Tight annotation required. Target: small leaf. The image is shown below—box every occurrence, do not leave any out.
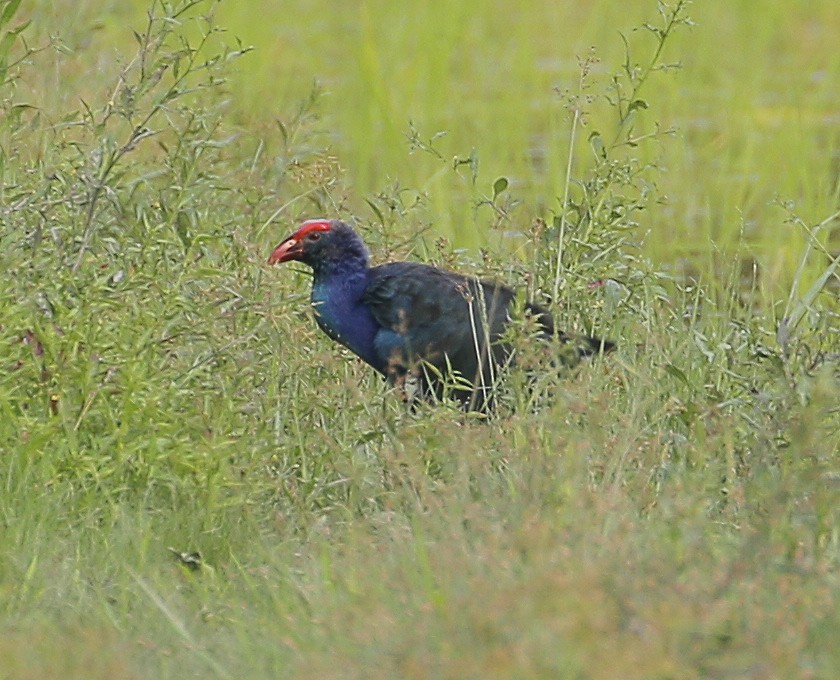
[628,99,648,113]
[175,211,192,251]
[275,119,288,144]
[365,198,385,225]
[664,363,690,387]
[492,176,509,200]
[193,267,232,278]
[7,18,29,37]
[0,30,15,58]
[588,131,605,159]
[0,0,23,29]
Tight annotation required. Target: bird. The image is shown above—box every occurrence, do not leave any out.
[268,218,614,411]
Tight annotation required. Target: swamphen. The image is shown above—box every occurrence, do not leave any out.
[269,219,614,411]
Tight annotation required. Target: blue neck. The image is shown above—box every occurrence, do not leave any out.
[311,263,384,373]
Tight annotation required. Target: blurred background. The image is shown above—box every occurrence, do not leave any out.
[23,0,840,289]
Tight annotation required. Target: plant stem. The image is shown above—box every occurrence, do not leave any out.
[552,79,583,304]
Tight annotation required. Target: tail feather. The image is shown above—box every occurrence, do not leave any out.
[524,301,615,358]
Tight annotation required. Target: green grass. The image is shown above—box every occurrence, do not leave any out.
[1,0,840,678]
[21,0,840,290]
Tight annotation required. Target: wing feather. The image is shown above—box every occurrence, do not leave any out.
[362,263,522,403]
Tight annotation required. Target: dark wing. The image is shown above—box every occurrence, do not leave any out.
[361,261,613,410]
[362,262,516,393]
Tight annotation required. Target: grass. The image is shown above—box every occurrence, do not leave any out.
[20,0,840,290]
[1,0,839,678]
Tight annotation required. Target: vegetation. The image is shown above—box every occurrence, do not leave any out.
[0,0,838,678]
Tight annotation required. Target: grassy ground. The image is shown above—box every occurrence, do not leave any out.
[1,1,839,678]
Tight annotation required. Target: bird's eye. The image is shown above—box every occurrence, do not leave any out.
[307,233,321,241]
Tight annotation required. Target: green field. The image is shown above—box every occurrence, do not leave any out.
[2,0,839,677]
